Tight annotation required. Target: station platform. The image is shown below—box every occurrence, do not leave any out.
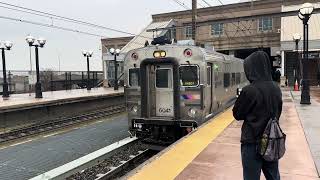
[0,87,124,112]
[0,87,124,131]
[129,89,320,180]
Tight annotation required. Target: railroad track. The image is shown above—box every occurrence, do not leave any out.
[0,104,125,144]
[67,141,155,180]
[30,137,157,180]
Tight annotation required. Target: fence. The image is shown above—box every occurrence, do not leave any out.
[0,70,104,95]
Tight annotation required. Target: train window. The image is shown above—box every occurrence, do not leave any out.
[179,65,199,87]
[231,73,236,86]
[214,72,223,88]
[224,73,230,88]
[236,73,241,84]
[156,69,172,88]
[129,68,140,87]
[207,65,212,86]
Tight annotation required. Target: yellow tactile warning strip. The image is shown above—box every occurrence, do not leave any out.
[129,108,234,180]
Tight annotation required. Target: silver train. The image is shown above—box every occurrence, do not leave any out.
[124,43,247,149]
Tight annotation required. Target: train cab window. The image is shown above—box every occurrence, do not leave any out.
[179,65,199,87]
[156,69,172,88]
[129,68,140,87]
[224,73,230,88]
[207,65,212,86]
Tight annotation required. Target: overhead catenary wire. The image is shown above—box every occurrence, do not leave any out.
[197,2,206,8]
[0,15,146,47]
[214,0,252,36]
[171,0,190,9]
[200,0,212,7]
[0,1,151,39]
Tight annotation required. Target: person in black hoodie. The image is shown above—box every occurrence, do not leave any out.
[233,51,282,180]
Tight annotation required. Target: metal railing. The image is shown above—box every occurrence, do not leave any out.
[0,70,104,95]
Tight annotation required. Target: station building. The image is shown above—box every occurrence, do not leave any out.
[101,0,320,87]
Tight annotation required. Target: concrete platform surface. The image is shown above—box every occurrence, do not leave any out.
[129,89,319,180]
[0,87,124,112]
[292,89,320,176]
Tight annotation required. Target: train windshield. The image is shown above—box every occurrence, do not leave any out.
[129,68,140,87]
[179,65,199,87]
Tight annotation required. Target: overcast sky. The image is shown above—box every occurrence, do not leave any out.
[0,0,238,71]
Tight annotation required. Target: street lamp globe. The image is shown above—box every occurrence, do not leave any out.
[115,49,121,55]
[26,35,35,46]
[300,3,314,15]
[82,50,88,57]
[109,48,115,54]
[293,33,301,41]
[37,38,46,47]
[3,41,13,50]
[88,51,93,57]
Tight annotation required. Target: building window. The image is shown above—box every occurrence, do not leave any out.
[258,17,273,32]
[185,26,193,39]
[211,23,224,36]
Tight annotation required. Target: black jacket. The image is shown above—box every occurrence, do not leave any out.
[233,51,282,144]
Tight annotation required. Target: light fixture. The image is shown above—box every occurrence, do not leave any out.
[26,35,35,46]
[2,41,13,50]
[37,38,46,47]
[82,50,93,57]
[293,33,301,41]
[300,3,314,16]
[115,49,121,55]
[109,48,115,54]
[82,50,87,57]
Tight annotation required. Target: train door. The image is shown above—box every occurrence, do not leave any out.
[206,63,213,114]
[154,65,174,117]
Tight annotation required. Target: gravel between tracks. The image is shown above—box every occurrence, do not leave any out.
[67,141,148,180]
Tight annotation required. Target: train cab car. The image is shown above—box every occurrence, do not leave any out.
[124,44,247,149]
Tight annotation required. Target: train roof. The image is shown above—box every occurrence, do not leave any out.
[124,44,244,63]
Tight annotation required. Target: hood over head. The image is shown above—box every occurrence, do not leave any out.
[244,51,272,82]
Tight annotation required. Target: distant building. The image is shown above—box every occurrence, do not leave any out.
[101,0,319,87]
[280,3,320,86]
[101,36,134,87]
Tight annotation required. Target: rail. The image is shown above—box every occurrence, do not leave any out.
[0,104,125,144]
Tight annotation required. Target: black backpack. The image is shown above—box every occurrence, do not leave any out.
[254,86,286,162]
[258,117,286,161]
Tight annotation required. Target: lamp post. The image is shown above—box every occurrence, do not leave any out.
[26,35,46,98]
[109,48,120,91]
[299,2,314,105]
[293,33,301,87]
[82,50,93,90]
[0,41,13,98]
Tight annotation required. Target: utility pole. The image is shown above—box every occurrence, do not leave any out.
[192,0,197,42]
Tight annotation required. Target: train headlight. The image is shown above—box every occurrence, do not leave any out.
[188,108,197,118]
[131,105,138,115]
[153,50,166,58]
